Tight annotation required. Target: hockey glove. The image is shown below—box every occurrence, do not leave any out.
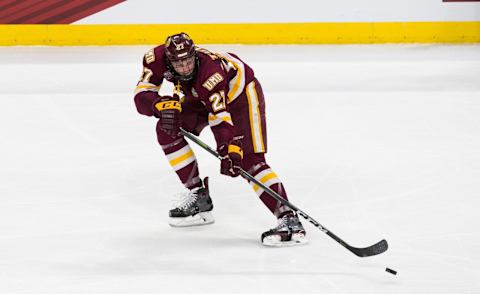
[153,94,182,137]
[218,140,243,177]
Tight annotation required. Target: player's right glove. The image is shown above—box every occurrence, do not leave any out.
[218,140,243,177]
[152,94,182,137]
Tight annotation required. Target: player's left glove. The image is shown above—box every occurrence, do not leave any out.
[218,140,243,177]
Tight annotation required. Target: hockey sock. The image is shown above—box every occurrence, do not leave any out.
[249,164,291,217]
[159,135,202,190]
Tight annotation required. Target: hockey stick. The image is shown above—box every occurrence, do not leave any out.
[180,128,388,257]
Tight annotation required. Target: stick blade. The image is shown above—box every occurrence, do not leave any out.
[349,239,388,257]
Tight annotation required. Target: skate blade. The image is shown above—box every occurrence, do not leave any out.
[262,233,308,247]
[169,212,214,227]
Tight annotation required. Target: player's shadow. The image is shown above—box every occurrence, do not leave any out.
[53,228,360,278]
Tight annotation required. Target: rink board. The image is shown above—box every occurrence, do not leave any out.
[0,22,479,45]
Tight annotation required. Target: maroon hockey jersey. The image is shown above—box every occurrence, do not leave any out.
[134,45,260,149]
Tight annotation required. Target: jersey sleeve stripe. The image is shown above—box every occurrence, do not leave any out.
[208,111,233,127]
[134,82,160,94]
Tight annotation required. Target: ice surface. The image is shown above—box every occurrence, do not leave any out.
[0,44,479,294]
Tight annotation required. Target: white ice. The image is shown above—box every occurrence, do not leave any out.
[0,44,479,294]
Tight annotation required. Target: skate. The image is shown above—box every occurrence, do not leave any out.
[261,211,308,247]
[169,177,214,227]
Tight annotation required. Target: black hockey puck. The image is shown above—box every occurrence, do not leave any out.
[385,267,397,275]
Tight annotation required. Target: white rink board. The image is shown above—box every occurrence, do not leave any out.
[76,0,480,24]
[0,45,480,294]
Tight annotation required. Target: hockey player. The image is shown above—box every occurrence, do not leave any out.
[134,32,306,246]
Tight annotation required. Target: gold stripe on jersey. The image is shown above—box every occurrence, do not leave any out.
[216,52,245,104]
[246,81,265,153]
[134,82,160,94]
[166,145,196,171]
[208,111,233,127]
[250,168,281,196]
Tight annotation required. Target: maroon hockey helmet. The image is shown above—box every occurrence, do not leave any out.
[164,32,196,62]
